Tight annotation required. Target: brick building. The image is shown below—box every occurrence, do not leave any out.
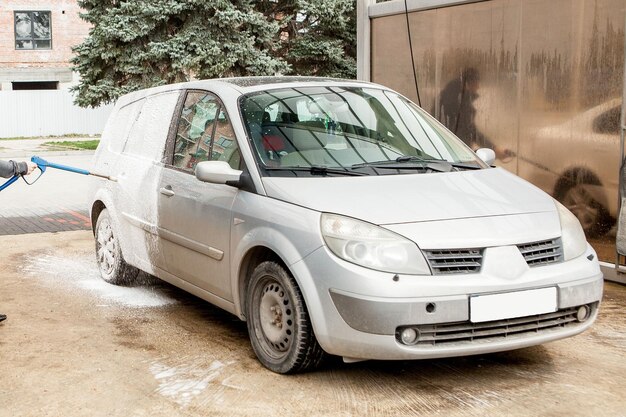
[0,0,90,91]
[0,1,111,138]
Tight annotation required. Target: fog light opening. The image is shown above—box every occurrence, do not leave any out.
[576,305,591,322]
[400,327,420,345]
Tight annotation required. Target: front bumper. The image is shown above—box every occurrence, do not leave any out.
[291,244,603,361]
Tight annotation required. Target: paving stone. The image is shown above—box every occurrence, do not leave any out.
[0,209,91,236]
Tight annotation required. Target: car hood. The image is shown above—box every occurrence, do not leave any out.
[261,168,557,225]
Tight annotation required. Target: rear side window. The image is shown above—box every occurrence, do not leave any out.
[124,91,180,161]
[103,99,144,154]
[172,91,241,172]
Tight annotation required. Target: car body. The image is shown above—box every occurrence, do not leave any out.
[88,77,603,373]
[519,98,623,237]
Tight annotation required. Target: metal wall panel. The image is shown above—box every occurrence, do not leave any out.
[371,14,418,102]
[0,90,113,137]
[371,0,625,261]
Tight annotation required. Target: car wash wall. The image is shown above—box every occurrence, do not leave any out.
[359,0,626,264]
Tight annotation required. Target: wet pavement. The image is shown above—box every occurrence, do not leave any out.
[0,207,91,235]
[0,231,625,417]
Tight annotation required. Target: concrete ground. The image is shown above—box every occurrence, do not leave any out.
[0,231,624,417]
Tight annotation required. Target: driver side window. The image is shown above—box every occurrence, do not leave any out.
[173,91,241,172]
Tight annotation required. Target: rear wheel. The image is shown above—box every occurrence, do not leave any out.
[245,261,326,374]
[559,183,613,238]
[95,208,139,285]
[554,169,614,238]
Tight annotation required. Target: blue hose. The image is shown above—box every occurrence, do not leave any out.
[0,174,20,191]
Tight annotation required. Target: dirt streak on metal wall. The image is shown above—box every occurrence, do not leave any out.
[371,0,626,262]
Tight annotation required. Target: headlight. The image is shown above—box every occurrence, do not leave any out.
[555,200,587,261]
[320,213,431,275]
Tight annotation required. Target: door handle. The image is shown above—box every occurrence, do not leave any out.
[160,186,175,197]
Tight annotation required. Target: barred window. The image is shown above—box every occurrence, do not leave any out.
[15,11,52,50]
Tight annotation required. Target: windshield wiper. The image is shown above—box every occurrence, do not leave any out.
[398,156,482,170]
[395,155,434,163]
[353,156,482,171]
[264,166,368,176]
[352,157,452,172]
[449,162,482,170]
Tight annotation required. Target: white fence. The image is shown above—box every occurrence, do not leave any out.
[0,90,113,138]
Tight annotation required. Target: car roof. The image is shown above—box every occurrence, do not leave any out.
[219,76,353,88]
[114,76,384,108]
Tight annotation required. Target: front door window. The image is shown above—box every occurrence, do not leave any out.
[173,91,240,171]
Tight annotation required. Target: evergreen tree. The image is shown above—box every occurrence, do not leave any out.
[71,0,288,107]
[255,0,357,79]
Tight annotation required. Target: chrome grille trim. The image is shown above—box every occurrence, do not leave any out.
[398,304,595,347]
[517,238,563,267]
[423,249,483,275]
[424,238,562,275]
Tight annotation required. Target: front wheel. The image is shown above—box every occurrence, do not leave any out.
[94,208,139,285]
[245,261,326,374]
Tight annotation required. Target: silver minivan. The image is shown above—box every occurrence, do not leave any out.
[89,77,603,373]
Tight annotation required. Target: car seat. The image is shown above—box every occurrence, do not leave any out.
[280,122,335,167]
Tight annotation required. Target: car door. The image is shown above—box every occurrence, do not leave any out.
[157,90,242,301]
[114,91,180,273]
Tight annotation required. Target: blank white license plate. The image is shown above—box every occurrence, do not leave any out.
[470,287,557,323]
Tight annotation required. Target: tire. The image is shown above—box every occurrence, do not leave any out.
[556,181,614,238]
[94,208,139,285]
[245,261,326,374]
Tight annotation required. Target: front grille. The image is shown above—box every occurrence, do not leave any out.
[423,249,483,275]
[517,238,563,267]
[424,238,561,275]
[398,304,595,347]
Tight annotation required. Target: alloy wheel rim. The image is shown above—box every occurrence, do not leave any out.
[96,218,116,276]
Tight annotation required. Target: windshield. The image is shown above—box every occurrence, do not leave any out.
[240,86,486,176]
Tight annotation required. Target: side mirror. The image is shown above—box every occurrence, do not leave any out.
[476,148,496,166]
[195,161,242,185]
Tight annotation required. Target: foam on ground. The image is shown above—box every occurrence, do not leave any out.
[22,253,176,308]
